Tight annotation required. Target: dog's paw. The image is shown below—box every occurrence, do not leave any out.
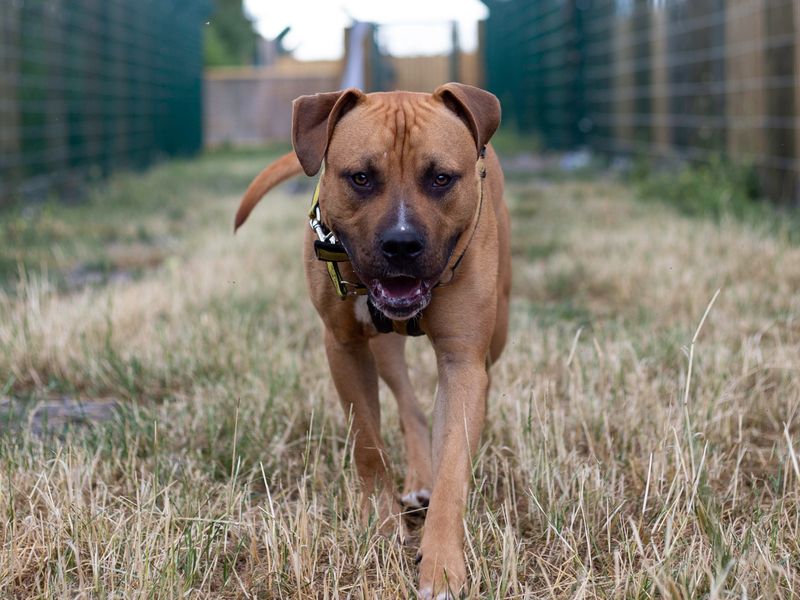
[401,489,431,529]
[416,546,466,600]
[363,487,405,539]
[401,488,431,510]
[417,582,462,600]
[418,588,459,600]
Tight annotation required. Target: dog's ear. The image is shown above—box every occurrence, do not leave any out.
[292,88,364,176]
[433,83,501,153]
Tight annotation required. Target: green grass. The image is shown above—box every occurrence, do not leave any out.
[1,151,799,598]
[488,127,541,156]
[0,144,292,290]
[630,157,800,243]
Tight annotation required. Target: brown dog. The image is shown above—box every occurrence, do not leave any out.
[235,83,510,598]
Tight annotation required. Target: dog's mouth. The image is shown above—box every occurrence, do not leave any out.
[368,276,433,320]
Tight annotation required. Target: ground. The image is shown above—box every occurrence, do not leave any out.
[1,149,799,598]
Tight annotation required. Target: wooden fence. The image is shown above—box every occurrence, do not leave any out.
[204,43,482,147]
[204,68,340,147]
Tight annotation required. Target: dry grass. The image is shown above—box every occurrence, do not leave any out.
[1,151,799,598]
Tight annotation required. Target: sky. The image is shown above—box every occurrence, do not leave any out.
[243,0,489,61]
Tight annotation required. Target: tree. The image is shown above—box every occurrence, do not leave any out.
[204,0,258,67]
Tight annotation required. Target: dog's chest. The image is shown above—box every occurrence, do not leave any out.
[353,296,372,326]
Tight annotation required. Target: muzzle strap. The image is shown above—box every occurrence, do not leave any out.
[367,298,426,337]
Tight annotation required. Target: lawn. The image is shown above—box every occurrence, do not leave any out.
[1,149,799,598]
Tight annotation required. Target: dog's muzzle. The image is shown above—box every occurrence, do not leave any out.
[367,276,433,321]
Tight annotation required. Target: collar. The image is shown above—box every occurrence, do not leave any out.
[308,148,487,336]
[308,169,368,298]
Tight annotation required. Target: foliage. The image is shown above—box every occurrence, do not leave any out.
[631,157,763,220]
[204,0,258,67]
[488,127,541,156]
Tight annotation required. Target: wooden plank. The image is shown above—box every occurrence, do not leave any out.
[650,5,670,154]
[613,9,635,153]
[794,0,800,205]
[203,73,339,147]
[45,0,68,179]
[766,0,795,202]
[725,0,766,164]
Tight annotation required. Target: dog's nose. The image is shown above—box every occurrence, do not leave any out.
[380,228,425,262]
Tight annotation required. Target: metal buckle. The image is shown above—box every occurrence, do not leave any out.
[309,203,366,298]
[309,203,338,245]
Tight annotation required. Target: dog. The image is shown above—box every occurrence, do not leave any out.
[234,83,511,598]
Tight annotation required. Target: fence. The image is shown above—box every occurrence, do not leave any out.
[483,0,800,205]
[375,22,483,92]
[204,21,483,147]
[203,23,373,148]
[0,0,209,205]
[204,68,340,147]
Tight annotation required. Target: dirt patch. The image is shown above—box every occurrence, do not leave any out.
[1,396,121,435]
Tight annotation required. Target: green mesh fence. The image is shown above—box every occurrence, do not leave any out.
[0,0,210,204]
[484,0,587,150]
[483,0,799,204]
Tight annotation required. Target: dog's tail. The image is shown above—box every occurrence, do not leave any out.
[234,151,304,232]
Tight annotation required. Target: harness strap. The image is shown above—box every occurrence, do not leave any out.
[309,173,367,298]
[367,299,426,337]
[438,147,487,287]
[314,240,349,263]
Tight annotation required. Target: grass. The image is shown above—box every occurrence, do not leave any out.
[630,157,800,244]
[1,149,799,598]
[632,157,761,220]
[488,128,541,156]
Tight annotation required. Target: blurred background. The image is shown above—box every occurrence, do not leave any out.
[1,0,799,205]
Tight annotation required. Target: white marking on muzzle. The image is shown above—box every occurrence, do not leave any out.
[397,201,410,233]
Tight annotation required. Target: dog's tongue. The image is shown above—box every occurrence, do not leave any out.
[380,277,422,299]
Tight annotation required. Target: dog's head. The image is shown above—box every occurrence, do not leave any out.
[294,83,500,320]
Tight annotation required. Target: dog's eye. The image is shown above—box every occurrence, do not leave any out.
[351,172,370,187]
[433,174,452,187]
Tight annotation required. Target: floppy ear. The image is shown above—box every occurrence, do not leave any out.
[292,88,365,176]
[433,83,501,153]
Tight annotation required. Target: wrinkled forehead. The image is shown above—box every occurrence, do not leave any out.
[327,93,476,171]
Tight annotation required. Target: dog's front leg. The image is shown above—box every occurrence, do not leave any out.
[417,345,488,599]
[324,330,400,532]
[370,333,433,514]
